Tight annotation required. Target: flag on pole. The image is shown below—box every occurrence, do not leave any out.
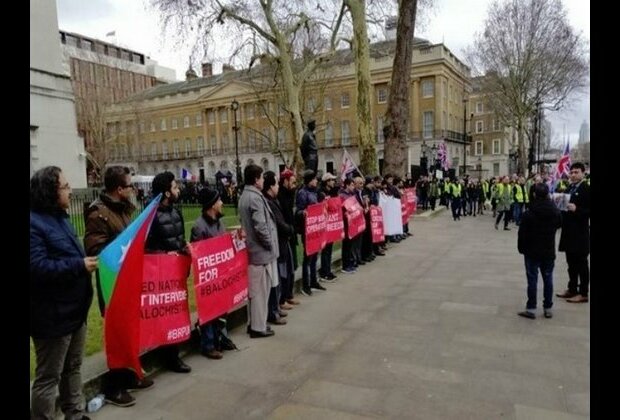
[99,194,161,377]
[180,168,193,181]
[340,148,363,181]
[554,142,571,179]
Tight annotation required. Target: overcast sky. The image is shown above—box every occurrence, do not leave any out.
[56,0,590,145]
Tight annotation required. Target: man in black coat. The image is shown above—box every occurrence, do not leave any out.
[517,183,562,319]
[556,162,591,303]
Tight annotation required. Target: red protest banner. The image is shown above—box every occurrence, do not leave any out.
[342,196,366,239]
[324,197,344,244]
[405,188,417,215]
[140,254,192,350]
[304,202,327,256]
[190,234,249,325]
[401,195,409,225]
[370,205,384,243]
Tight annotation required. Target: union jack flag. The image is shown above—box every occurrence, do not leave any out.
[555,142,571,179]
[340,148,361,182]
[437,142,450,170]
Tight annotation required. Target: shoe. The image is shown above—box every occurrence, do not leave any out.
[202,349,223,359]
[518,311,536,319]
[280,303,294,310]
[301,287,313,296]
[286,298,300,305]
[556,290,577,299]
[310,283,326,291]
[374,252,386,256]
[247,325,272,334]
[167,358,191,373]
[268,317,287,325]
[278,310,288,317]
[127,377,154,392]
[406,232,413,236]
[363,257,374,263]
[566,295,588,303]
[249,329,275,338]
[544,310,553,319]
[341,267,356,274]
[503,227,511,231]
[358,260,366,265]
[320,276,336,283]
[105,390,136,407]
[326,273,337,280]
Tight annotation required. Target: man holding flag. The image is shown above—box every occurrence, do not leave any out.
[84,166,154,407]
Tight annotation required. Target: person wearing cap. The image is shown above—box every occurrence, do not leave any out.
[190,188,228,359]
[300,119,318,173]
[296,170,326,295]
[318,172,339,281]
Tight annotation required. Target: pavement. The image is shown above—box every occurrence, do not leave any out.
[87,208,590,420]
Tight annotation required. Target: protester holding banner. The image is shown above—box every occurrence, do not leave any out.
[339,178,358,273]
[372,176,387,256]
[277,169,299,278]
[361,177,377,263]
[189,188,228,359]
[30,166,98,420]
[144,172,192,373]
[318,173,340,282]
[239,164,279,338]
[84,166,151,407]
[262,171,290,325]
[296,170,326,296]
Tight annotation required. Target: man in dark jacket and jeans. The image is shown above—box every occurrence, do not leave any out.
[145,171,192,373]
[517,183,562,319]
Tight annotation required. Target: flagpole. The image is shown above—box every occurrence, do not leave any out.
[343,147,364,179]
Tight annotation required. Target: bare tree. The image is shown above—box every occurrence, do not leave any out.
[150,0,346,171]
[467,0,589,175]
[383,0,418,177]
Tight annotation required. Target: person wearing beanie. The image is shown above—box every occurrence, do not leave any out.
[295,170,325,295]
[262,171,295,325]
[189,188,230,359]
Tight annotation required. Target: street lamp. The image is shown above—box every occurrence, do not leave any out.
[231,99,242,187]
[420,140,429,176]
[462,95,471,177]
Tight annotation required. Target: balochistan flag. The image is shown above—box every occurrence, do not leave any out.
[340,148,362,181]
[99,194,161,377]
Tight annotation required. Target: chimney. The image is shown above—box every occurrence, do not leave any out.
[201,62,212,77]
[185,67,198,81]
[222,64,236,73]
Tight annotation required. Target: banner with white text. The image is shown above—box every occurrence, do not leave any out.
[324,197,345,244]
[342,196,366,239]
[140,254,192,350]
[305,202,327,255]
[190,234,249,325]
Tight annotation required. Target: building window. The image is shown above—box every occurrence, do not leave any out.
[324,96,332,110]
[141,143,147,159]
[150,142,157,159]
[422,80,434,97]
[262,127,271,148]
[108,123,116,136]
[184,116,190,128]
[325,123,334,146]
[377,117,384,143]
[208,110,215,124]
[222,134,229,153]
[150,121,156,132]
[172,118,178,130]
[277,129,286,148]
[220,109,228,124]
[341,120,351,145]
[476,102,484,114]
[377,88,387,104]
[196,113,202,126]
[248,130,256,152]
[493,139,501,155]
[246,104,255,119]
[476,120,484,133]
[162,140,168,159]
[341,92,350,108]
[173,139,180,158]
[185,139,191,157]
[160,119,167,131]
[493,162,500,176]
[196,136,204,155]
[307,98,315,113]
[493,119,500,131]
[209,135,216,154]
[423,111,434,139]
[475,141,483,156]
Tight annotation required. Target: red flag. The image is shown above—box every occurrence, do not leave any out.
[104,207,158,379]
